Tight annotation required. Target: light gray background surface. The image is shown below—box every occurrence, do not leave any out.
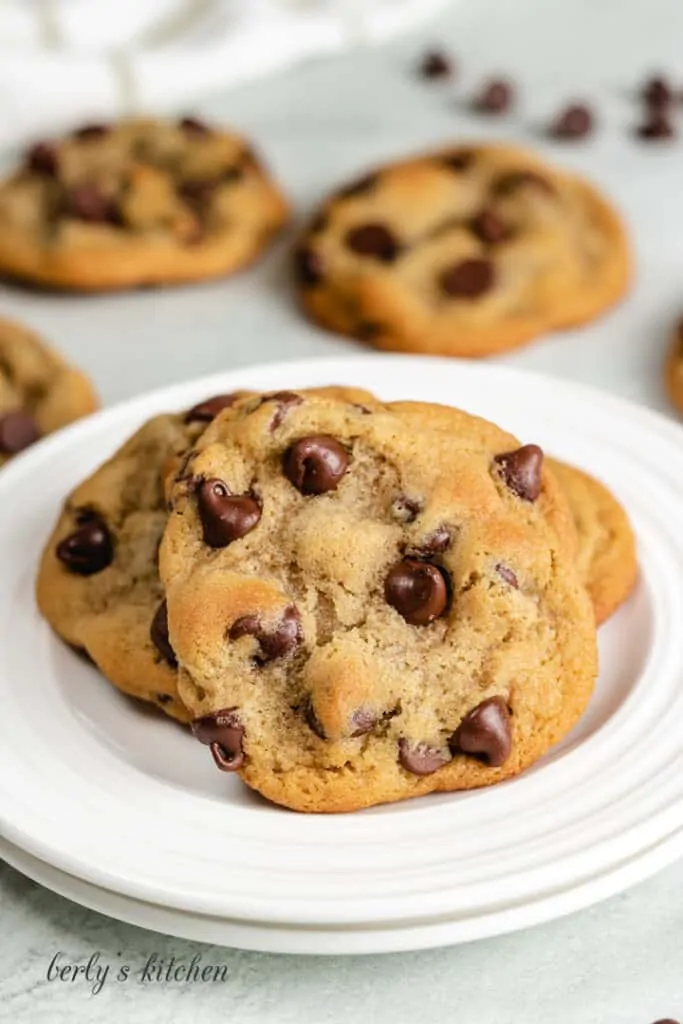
[1,0,682,1020]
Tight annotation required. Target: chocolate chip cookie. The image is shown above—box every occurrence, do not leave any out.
[0,318,97,466]
[0,117,289,291]
[546,459,637,625]
[665,315,683,414]
[160,393,597,812]
[36,386,374,721]
[294,142,631,357]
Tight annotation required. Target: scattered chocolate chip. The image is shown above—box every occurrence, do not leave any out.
[197,479,261,548]
[185,393,242,423]
[398,739,450,775]
[26,141,58,176]
[439,258,495,298]
[551,103,594,139]
[350,708,377,737]
[192,708,245,771]
[229,605,302,663]
[493,444,543,501]
[474,79,513,114]
[650,1019,680,1024]
[450,696,512,767]
[73,123,110,140]
[443,150,475,172]
[408,525,451,559]
[283,436,349,495]
[258,391,303,431]
[179,116,210,135]
[294,246,324,287]
[496,563,519,588]
[636,112,674,139]
[150,600,177,668]
[471,209,510,244]
[642,75,672,108]
[63,184,120,224]
[0,411,40,454]
[493,170,554,196]
[56,516,113,575]
[385,558,449,626]
[418,50,453,80]
[345,223,400,262]
[391,495,422,524]
[337,174,378,199]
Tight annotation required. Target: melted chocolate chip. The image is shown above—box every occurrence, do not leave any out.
[642,75,672,108]
[179,116,210,134]
[443,150,475,172]
[440,258,495,298]
[294,246,324,287]
[450,696,512,767]
[493,444,544,501]
[418,50,453,80]
[496,563,519,588]
[63,184,120,224]
[337,174,378,199]
[0,411,40,454]
[73,123,110,141]
[398,739,450,776]
[26,142,58,176]
[178,179,216,206]
[283,436,349,495]
[197,479,261,548]
[56,516,113,575]
[493,171,554,196]
[391,495,422,524]
[474,79,513,114]
[192,708,245,771]
[385,558,449,626]
[551,103,594,139]
[185,393,242,423]
[150,600,177,668]
[229,605,302,663]
[345,223,400,262]
[304,700,327,739]
[408,525,451,559]
[350,708,378,737]
[471,209,510,244]
[257,391,303,431]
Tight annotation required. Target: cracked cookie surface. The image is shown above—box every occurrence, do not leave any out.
[0,318,97,466]
[0,117,289,291]
[160,393,597,812]
[294,142,631,357]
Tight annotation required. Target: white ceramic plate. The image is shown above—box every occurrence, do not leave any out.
[1,354,682,955]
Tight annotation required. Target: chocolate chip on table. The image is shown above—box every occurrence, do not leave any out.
[337,174,378,199]
[197,479,261,548]
[345,223,400,262]
[185,393,242,423]
[150,600,177,668]
[551,103,594,139]
[179,116,210,135]
[56,515,114,575]
[294,246,324,287]
[641,75,672,108]
[473,79,513,114]
[636,112,675,140]
[229,605,302,662]
[496,563,519,588]
[73,123,110,141]
[0,411,40,454]
[192,708,245,771]
[398,739,450,775]
[471,209,510,244]
[493,444,544,501]
[439,258,495,298]
[63,184,120,224]
[450,696,512,767]
[418,50,453,80]
[283,436,349,495]
[26,141,58,176]
[385,558,449,626]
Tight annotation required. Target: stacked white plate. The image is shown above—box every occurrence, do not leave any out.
[1,354,682,954]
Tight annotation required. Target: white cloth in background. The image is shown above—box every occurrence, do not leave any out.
[0,0,452,149]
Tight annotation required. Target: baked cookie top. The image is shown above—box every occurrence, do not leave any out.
[160,392,597,813]
[0,117,289,291]
[294,142,631,357]
[0,317,97,466]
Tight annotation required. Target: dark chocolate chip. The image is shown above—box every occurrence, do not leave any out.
[443,150,475,172]
[636,113,674,139]
[418,50,453,80]
[551,103,594,139]
[493,170,554,196]
[474,79,513,114]
[185,393,242,423]
[471,209,510,244]
[73,123,110,140]
[337,174,378,199]
[229,605,302,663]
[197,479,261,548]
[398,739,450,776]
[283,436,349,495]
[56,516,113,575]
[350,708,377,737]
[385,558,449,626]
[391,495,422,524]
[294,246,324,287]
[345,223,400,262]
[63,184,120,224]
[192,708,245,771]
[493,444,544,501]
[26,142,58,176]
[439,258,495,298]
[179,116,210,135]
[642,75,672,108]
[650,1019,680,1024]
[450,696,512,767]
[257,391,303,431]
[178,179,215,206]
[496,563,519,588]
[305,701,326,739]
[0,411,40,454]
[156,693,173,705]
[150,600,177,669]
[408,525,451,558]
